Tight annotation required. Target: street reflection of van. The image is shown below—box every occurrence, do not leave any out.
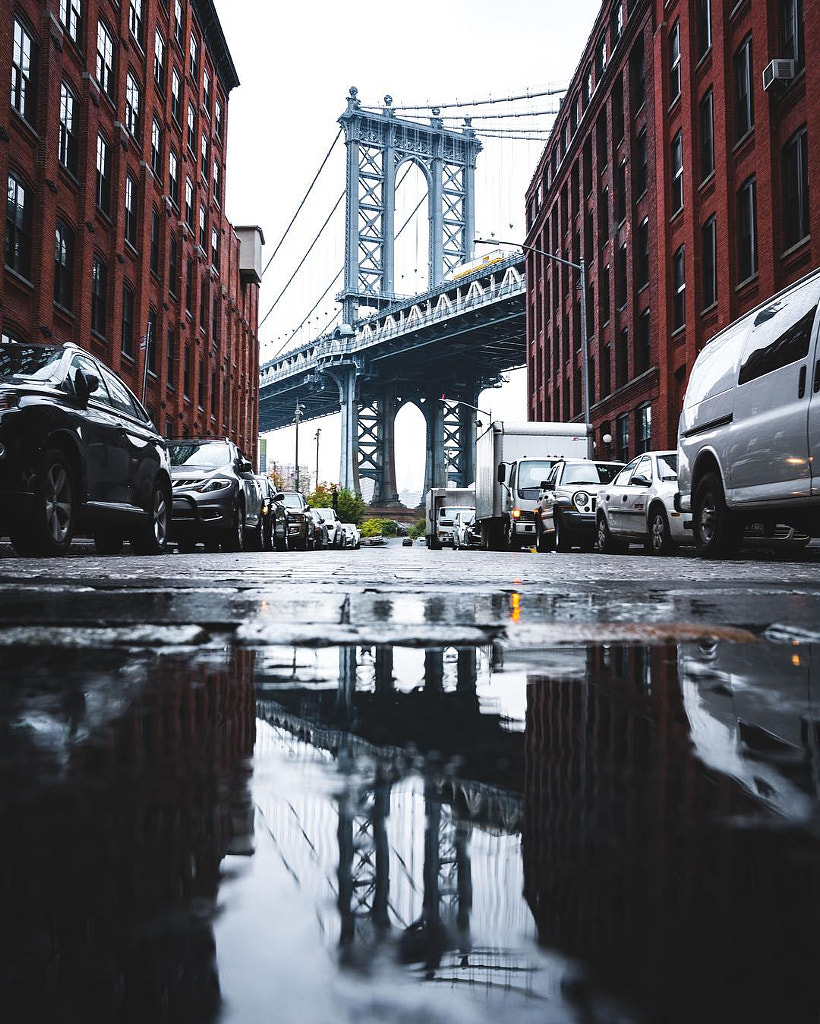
[677,267,820,557]
[678,639,818,818]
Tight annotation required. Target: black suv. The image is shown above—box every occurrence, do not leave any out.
[0,341,171,556]
[167,438,262,552]
[277,490,311,550]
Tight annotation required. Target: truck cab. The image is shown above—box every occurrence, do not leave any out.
[498,457,565,548]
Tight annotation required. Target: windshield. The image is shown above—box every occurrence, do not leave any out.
[315,508,337,521]
[440,507,469,520]
[517,460,555,497]
[168,441,232,469]
[0,344,64,383]
[562,463,621,485]
[282,493,304,510]
[657,454,678,480]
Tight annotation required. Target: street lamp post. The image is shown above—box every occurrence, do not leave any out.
[293,401,306,492]
[314,428,321,491]
[476,238,592,457]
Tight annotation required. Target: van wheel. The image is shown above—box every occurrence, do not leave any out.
[647,506,674,555]
[693,472,739,558]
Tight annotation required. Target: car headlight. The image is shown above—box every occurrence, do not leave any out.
[573,490,590,509]
[196,477,233,493]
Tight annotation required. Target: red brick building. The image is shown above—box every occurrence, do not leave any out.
[2,0,262,456]
[525,0,819,461]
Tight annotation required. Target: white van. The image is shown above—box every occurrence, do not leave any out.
[677,267,820,557]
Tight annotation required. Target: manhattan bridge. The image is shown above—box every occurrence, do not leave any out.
[257,86,563,503]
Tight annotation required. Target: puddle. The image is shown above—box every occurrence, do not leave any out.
[2,636,820,1023]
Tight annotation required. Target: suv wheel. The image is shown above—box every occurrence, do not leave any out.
[554,513,572,553]
[222,503,245,552]
[647,506,674,556]
[693,472,739,558]
[131,480,170,555]
[11,448,76,557]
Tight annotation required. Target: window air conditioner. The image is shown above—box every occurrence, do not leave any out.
[762,59,796,91]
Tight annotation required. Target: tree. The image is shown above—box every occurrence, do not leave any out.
[306,484,366,525]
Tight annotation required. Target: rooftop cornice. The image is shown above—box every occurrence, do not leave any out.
[192,0,240,94]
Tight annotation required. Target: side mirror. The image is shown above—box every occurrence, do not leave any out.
[238,458,253,474]
[73,369,99,405]
[542,481,555,492]
[540,480,549,489]
[497,462,507,483]
[632,474,651,487]
[273,492,284,501]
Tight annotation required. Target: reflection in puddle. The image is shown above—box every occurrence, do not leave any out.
[2,638,820,1023]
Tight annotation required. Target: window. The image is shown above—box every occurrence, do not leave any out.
[168,148,179,205]
[616,412,630,462]
[199,280,207,331]
[630,36,646,111]
[601,343,611,396]
[96,20,115,98]
[121,284,135,357]
[671,131,683,215]
[780,0,805,71]
[211,225,219,268]
[696,0,712,60]
[58,82,77,174]
[200,132,209,178]
[154,28,166,89]
[615,159,626,224]
[215,98,223,141]
[634,129,648,198]
[669,20,681,103]
[699,89,714,181]
[612,78,624,142]
[213,160,221,204]
[187,102,196,151]
[129,0,143,45]
[183,345,191,397]
[96,133,110,213]
[150,207,160,274]
[125,72,141,138]
[738,298,817,386]
[151,118,162,176]
[171,68,181,123]
[166,327,175,386]
[124,175,138,248]
[189,33,199,79]
[611,0,623,45]
[101,366,140,418]
[702,215,717,309]
[198,204,206,248]
[211,293,219,344]
[596,111,607,171]
[147,309,157,373]
[734,35,754,140]
[737,176,757,281]
[599,186,610,242]
[636,403,652,454]
[203,68,211,112]
[54,220,74,310]
[782,126,809,249]
[601,263,611,324]
[168,234,178,295]
[583,65,592,104]
[616,242,628,309]
[617,327,629,385]
[91,256,107,337]
[198,357,205,406]
[185,177,194,228]
[637,308,650,374]
[672,245,685,329]
[12,19,37,125]
[174,0,184,46]
[185,258,193,311]
[595,34,607,79]
[636,217,649,289]
[59,0,82,44]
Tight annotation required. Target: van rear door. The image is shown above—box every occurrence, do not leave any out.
[808,310,820,495]
[729,286,819,503]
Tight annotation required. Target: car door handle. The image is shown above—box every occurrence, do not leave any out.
[798,364,807,399]
[814,358,820,394]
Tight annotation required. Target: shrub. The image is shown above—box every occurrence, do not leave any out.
[360,518,385,538]
[306,484,366,525]
[409,518,425,540]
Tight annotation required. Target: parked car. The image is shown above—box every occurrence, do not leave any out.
[312,506,345,548]
[677,266,820,557]
[340,522,361,548]
[257,476,288,551]
[596,451,685,555]
[536,459,623,552]
[307,508,329,550]
[0,341,171,556]
[453,509,481,550]
[277,490,311,550]
[167,438,261,552]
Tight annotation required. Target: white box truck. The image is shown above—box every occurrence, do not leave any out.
[425,487,475,549]
[475,422,591,550]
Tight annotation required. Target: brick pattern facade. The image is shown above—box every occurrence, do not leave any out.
[525,0,819,461]
[1,0,260,458]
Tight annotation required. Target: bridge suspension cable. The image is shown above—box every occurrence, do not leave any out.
[387,85,567,112]
[441,108,560,121]
[260,128,343,279]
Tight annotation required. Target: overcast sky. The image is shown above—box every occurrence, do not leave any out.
[215,0,600,495]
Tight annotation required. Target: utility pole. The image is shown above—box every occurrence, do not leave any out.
[140,320,154,407]
[314,427,321,491]
[293,401,306,492]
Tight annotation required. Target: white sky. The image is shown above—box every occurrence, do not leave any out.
[216,0,600,495]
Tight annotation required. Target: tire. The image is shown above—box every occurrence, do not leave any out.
[693,472,740,559]
[262,517,273,552]
[93,529,124,556]
[274,530,288,552]
[221,503,245,552]
[453,534,460,550]
[554,513,572,553]
[503,520,520,551]
[131,480,170,555]
[647,505,674,556]
[10,448,76,557]
[535,527,554,553]
[245,515,263,552]
[596,514,628,555]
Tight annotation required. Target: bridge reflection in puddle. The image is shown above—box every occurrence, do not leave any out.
[3,637,820,1023]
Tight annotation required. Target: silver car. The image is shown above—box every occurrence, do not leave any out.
[596,451,686,555]
[453,509,480,549]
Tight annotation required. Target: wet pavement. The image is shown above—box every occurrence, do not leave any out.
[1,544,820,1023]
